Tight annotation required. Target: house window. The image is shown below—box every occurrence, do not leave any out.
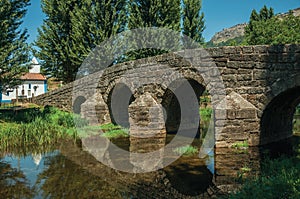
[29,84,31,89]
[28,90,31,97]
[6,91,9,96]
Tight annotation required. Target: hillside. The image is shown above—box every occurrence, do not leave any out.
[209,7,300,46]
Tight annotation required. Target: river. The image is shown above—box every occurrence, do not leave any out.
[0,135,299,198]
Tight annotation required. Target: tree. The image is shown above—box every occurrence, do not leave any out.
[0,0,30,105]
[182,0,205,46]
[35,0,127,83]
[128,0,180,30]
[70,0,128,73]
[245,5,274,45]
[126,0,181,59]
[245,7,300,45]
[34,0,84,83]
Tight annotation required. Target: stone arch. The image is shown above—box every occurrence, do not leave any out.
[73,96,87,114]
[107,83,135,128]
[260,73,300,145]
[162,77,206,135]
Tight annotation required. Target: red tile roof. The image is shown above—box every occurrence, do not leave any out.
[20,73,47,81]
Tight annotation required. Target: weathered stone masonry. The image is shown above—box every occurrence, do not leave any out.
[34,44,300,148]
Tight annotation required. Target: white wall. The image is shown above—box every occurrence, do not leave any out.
[29,65,41,73]
[1,80,47,103]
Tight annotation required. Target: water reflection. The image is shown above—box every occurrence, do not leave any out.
[0,136,299,198]
[36,154,124,199]
[164,155,213,196]
[0,161,33,198]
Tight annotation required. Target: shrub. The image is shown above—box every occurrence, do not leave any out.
[226,157,300,199]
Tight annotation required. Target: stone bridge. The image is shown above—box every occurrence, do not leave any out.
[34,44,300,148]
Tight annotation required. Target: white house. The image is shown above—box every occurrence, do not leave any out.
[1,58,47,103]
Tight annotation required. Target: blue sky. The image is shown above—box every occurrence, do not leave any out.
[22,0,300,44]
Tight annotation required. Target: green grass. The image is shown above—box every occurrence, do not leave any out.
[99,123,121,131]
[173,145,198,156]
[76,125,103,138]
[101,128,129,139]
[0,106,89,150]
[99,123,129,139]
[226,156,300,199]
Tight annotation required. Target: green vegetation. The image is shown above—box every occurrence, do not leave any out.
[0,106,88,150]
[240,166,251,173]
[182,0,205,45]
[35,0,127,83]
[294,106,300,134]
[0,106,131,149]
[101,128,129,139]
[99,123,121,131]
[199,93,212,140]
[173,145,198,156]
[226,156,300,199]
[76,122,129,139]
[206,36,246,47]
[245,5,300,45]
[76,125,102,138]
[100,123,129,139]
[0,0,30,105]
[35,0,206,82]
[125,0,181,60]
[231,141,249,149]
[199,107,212,121]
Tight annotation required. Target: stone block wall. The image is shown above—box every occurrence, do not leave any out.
[33,44,300,147]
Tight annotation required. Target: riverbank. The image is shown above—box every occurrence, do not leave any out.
[226,155,300,199]
[0,106,86,151]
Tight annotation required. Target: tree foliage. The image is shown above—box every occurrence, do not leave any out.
[126,0,181,60]
[35,0,127,83]
[245,6,300,45]
[182,0,205,45]
[35,0,206,82]
[34,0,80,83]
[0,0,30,97]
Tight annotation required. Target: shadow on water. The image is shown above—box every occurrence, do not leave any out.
[163,155,213,196]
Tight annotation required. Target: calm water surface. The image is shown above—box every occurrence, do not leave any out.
[1,135,299,199]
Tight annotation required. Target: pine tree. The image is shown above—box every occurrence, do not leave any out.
[34,0,82,83]
[70,0,128,72]
[182,0,205,46]
[245,5,275,45]
[0,0,30,105]
[126,0,181,59]
[35,0,127,83]
[259,5,274,21]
